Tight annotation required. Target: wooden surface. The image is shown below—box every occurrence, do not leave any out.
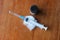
[0,0,60,40]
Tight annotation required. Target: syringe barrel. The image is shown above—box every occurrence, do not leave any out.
[29,20,47,30]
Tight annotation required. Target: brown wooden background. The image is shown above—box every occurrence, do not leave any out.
[0,0,60,40]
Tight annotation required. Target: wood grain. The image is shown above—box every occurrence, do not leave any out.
[0,0,60,40]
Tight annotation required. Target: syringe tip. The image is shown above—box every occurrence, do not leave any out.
[9,11,11,13]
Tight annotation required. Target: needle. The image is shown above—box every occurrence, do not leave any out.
[9,11,25,20]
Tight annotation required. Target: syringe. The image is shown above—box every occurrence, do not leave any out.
[9,11,48,31]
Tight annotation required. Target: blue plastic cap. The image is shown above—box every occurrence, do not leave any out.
[19,16,25,20]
